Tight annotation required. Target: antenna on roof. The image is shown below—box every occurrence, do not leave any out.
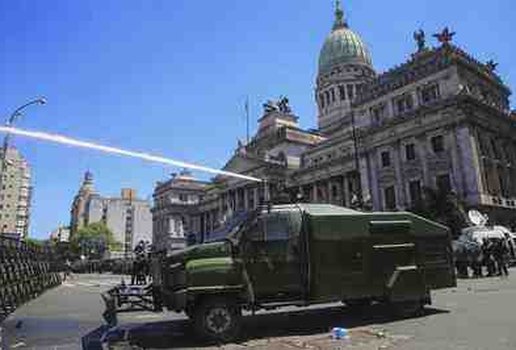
[245,96,250,144]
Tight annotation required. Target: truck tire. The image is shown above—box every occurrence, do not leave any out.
[193,297,242,342]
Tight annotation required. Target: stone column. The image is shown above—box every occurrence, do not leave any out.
[312,182,318,203]
[326,178,333,203]
[449,126,464,196]
[243,187,248,211]
[342,175,349,207]
[417,134,430,187]
[368,149,381,210]
[393,140,406,208]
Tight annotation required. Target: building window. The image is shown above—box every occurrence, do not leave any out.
[331,88,336,102]
[436,174,451,193]
[384,186,396,210]
[332,185,338,198]
[339,85,346,100]
[179,194,188,202]
[381,151,391,167]
[325,91,330,106]
[409,180,422,205]
[420,83,440,104]
[405,143,416,160]
[431,135,445,153]
[394,94,414,114]
[370,103,386,125]
[347,84,354,100]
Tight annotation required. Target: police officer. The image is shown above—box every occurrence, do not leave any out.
[494,238,509,277]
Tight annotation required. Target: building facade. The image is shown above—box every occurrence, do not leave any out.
[151,2,516,251]
[296,4,516,230]
[0,147,31,238]
[152,169,209,252]
[70,172,152,252]
[49,226,70,242]
[151,102,323,250]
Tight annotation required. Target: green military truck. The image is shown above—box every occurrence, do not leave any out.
[102,204,456,341]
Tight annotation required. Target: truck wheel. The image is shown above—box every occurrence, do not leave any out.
[193,298,241,342]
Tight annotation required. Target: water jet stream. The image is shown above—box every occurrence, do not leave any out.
[0,126,262,183]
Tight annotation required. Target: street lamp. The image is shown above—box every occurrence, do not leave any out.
[350,110,363,209]
[0,98,46,233]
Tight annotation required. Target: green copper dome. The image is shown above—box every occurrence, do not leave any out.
[318,2,372,73]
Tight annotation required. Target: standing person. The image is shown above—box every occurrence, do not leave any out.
[63,259,72,281]
[131,240,145,285]
[494,238,509,277]
[483,239,496,277]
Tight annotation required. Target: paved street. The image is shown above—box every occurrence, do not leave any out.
[2,271,516,349]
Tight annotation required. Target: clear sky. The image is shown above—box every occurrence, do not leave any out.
[0,0,514,239]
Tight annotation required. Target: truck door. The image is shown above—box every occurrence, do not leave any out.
[243,210,303,301]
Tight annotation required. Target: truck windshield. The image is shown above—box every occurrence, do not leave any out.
[264,210,302,241]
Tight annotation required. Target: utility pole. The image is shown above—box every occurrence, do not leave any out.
[350,111,363,209]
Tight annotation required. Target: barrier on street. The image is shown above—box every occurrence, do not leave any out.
[0,235,62,322]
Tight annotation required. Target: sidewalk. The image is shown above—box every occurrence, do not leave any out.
[1,274,124,350]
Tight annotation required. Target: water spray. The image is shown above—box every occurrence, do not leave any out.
[0,126,262,183]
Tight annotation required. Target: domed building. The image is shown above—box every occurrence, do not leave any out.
[152,1,516,247]
[316,1,376,134]
[298,2,516,231]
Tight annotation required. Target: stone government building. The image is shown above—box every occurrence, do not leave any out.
[152,2,516,252]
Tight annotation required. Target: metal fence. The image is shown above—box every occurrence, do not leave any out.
[0,235,62,322]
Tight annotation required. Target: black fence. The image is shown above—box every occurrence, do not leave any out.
[0,235,62,322]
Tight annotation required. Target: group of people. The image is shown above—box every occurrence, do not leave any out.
[455,237,511,278]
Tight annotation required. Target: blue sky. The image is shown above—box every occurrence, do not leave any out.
[0,0,514,239]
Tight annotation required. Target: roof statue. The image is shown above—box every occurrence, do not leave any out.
[263,100,279,114]
[277,96,292,114]
[413,29,426,52]
[433,27,455,45]
[485,60,498,72]
[262,96,292,114]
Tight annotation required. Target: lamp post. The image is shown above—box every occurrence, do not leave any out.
[350,110,363,209]
[0,98,46,233]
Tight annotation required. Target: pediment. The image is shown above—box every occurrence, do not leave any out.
[222,154,262,174]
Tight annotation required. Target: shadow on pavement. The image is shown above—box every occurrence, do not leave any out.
[86,304,448,349]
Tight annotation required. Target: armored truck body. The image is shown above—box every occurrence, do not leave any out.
[143,204,456,340]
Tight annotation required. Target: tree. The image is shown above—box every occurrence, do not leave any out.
[24,237,46,246]
[409,187,468,238]
[71,222,121,259]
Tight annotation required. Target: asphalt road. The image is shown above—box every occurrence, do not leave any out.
[1,271,516,349]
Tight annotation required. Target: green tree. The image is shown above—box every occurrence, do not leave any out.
[71,222,121,259]
[410,187,468,238]
[24,237,46,246]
